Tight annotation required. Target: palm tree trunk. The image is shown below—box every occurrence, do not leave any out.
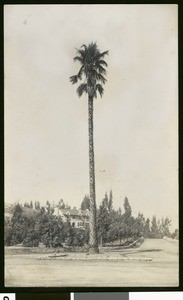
[88,96,99,254]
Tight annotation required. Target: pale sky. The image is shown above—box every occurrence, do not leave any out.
[4,5,178,229]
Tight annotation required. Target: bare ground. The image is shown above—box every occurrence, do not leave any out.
[5,239,179,287]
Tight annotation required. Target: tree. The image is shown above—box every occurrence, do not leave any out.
[159,217,172,238]
[46,200,54,215]
[150,216,160,238]
[81,195,90,211]
[22,229,39,247]
[103,192,109,209]
[58,199,66,209]
[108,189,113,212]
[97,195,111,245]
[124,197,132,217]
[4,218,14,246]
[37,212,64,247]
[70,42,109,253]
[135,213,145,236]
[171,228,179,240]
[105,210,121,243]
[9,204,24,245]
[143,217,151,238]
[35,201,40,210]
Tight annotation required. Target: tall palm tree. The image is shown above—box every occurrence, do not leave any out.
[70,42,108,254]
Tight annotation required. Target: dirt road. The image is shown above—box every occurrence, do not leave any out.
[5,239,178,287]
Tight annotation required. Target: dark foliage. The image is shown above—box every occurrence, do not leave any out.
[5,196,177,248]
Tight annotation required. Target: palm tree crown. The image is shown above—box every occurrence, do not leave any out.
[70,42,109,98]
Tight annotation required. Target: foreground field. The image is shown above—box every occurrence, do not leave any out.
[5,239,179,287]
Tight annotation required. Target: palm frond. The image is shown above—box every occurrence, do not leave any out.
[96,73,107,84]
[95,64,106,75]
[73,56,84,64]
[87,42,99,62]
[76,83,88,97]
[77,48,87,60]
[100,50,109,58]
[70,75,78,85]
[81,44,88,52]
[89,69,107,85]
[97,60,108,67]
[95,84,104,98]
[77,65,84,80]
[95,50,109,61]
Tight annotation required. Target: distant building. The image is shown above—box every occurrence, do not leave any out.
[5,212,13,220]
[5,204,14,220]
[53,207,90,229]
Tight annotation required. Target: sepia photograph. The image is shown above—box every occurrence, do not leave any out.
[4,4,178,287]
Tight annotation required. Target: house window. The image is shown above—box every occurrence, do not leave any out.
[77,222,84,227]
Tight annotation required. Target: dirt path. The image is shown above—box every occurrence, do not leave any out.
[5,239,179,287]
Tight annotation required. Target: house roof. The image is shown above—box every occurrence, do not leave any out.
[5,212,13,219]
[59,208,89,217]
